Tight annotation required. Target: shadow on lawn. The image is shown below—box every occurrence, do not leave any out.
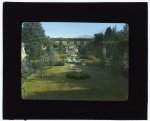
[41,71,108,90]
[23,66,128,101]
[24,88,128,101]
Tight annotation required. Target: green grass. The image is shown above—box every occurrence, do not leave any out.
[22,64,128,101]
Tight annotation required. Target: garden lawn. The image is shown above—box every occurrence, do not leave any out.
[22,64,128,101]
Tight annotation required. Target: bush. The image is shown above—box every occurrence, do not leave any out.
[59,54,67,60]
[86,58,100,66]
[79,47,88,55]
[87,55,97,61]
[66,71,90,79]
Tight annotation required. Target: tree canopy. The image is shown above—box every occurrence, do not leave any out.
[22,22,46,60]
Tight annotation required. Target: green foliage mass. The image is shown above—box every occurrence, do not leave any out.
[22,22,46,60]
[104,26,113,40]
[83,24,129,70]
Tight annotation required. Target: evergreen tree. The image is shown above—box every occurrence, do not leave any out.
[104,26,113,41]
[22,22,46,60]
[121,23,129,40]
[94,32,104,41]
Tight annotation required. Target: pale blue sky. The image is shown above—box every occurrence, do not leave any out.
[41,22,125,38]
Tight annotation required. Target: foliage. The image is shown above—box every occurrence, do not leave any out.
[59,54,67,61]
[44,36,54,53]
[36,52,50,80]
[53,44,58,49]
[79,46,88,56]
[58,46,66,54]
[48,60,54,68]
[104,26,113,40]
[110,24,129,72]
[59,40,63,49]
[94,32,104,41]
[87,55,97,61]
[22,22,46,60]
[38,60,46,80]
[121,23,129,40]
[86,24,129,71]
[21,70,32,82]
[85,56,100,66]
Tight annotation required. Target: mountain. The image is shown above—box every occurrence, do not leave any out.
[76,35,93,38]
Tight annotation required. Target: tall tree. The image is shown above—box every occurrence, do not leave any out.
[121,24,129,40]
[104,26,113,41]
[22,22,46,60]
[43,36,54,53]
[59,40,62,49]
[93,32,104,51]
[94,32,104,41]
[110,24,129,71]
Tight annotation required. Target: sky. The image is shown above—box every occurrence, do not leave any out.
[41,22,126,38]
